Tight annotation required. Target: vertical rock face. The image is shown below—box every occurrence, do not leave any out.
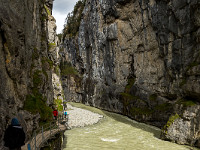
[61,38,83,103]
[47,13,64,104]
[0,0,57,147]
[63,0,200,146]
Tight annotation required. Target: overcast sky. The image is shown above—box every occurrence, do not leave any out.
[52,0,79,34]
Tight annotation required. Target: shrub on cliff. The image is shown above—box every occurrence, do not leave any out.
[62,0,85,40]
[54,98,63,111]
[24,94,53,122]
[60,62,78,76]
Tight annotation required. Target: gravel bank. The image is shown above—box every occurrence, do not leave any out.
[66,104,103,129]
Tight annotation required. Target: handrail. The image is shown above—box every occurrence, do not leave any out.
[27,114,68,150]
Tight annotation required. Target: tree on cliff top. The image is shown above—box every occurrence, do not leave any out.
[62,0,85,40]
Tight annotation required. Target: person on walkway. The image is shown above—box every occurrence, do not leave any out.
[53,109,58,120]
[64,111,67,119]
[3,118,25,150]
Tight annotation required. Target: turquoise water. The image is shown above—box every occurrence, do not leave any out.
[62,103,198,150]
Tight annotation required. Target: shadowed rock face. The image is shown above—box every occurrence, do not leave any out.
[0,0,55,147]
[62,0,200,147]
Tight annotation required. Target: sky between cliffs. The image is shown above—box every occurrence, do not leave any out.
[52,0,79,34]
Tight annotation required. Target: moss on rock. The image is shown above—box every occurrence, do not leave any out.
[176,99,196,108]
[154,103,172,112]
[149,94,157,101]
[24,94,53,122]
[163,113,180,134]
[60,62,78,76]
[32,47,39,60]
[179,79,187,87]
[120,92,139,106]
[42,57,54,69]
[186,62,199,71]
[125,78,135,93]
[48,42,56,50]
[130,107,153,116]
[44,4,51,16]
[54,98,63,111]
[33,70,43,88]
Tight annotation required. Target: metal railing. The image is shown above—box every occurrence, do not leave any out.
[27,115,68,150]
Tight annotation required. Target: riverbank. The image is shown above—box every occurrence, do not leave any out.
[63,102,199,150]
[66,103,103,129]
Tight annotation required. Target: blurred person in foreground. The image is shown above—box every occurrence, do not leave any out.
[4,118,25,150]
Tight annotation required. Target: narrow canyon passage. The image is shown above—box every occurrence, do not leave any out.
[1,0,200,149]
[62,103,198,150]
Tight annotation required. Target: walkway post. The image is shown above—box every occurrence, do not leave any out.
[50,122,51,136]
[34,131,36,150]
[58,117,59,128]
[42,126,44,143]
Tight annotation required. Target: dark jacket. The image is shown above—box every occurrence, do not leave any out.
[4,125,25,148]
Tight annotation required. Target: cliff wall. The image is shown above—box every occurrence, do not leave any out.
[0,0,62,147]
[62,0,200,146]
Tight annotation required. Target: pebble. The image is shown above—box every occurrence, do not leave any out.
[66,104,103,129]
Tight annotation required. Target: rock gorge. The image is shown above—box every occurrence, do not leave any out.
[61,0,200,147]
[0,0,200,149]
[0,0,63,147]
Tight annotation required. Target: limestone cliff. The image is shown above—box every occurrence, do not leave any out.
[62,0,200,147]
[48,13,65,108]
[0,0,62,147]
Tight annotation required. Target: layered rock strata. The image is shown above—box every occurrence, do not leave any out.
[62,0,200,147]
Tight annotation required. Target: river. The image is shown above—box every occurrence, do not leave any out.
[62,103,198,150]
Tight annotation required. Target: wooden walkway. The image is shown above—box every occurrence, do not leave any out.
[22,118,67,150]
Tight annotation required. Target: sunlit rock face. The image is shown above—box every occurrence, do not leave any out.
[47,13,64,103]
[0,0,55,147]
[62,0,200,146]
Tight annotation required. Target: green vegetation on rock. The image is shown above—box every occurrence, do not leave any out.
[154,103,172,111]
[125,78,135,93]
[176,99,196,107]
[33,70,43,88]
[149,94,157,101]
[54,65,60,75]
[179,79,187,87]
[24,94,53,122]
[130,107,153,116]
[32,48,39,60]
[120,77,137,106]
[120,93,134,100]
[44,4,51,16]
[48,42,56,50]
[63,0,85,39]
[24,69,53,123]
[42,57,54,69]
[54,98,63,111]
[186,62,199,71]
[60,62,78,76]
[163,113,180,134]
[120,93,135,106]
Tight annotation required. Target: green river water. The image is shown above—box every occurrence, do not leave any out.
[62,103,198,150]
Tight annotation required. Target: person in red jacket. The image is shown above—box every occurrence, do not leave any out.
[53,109,58,120]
